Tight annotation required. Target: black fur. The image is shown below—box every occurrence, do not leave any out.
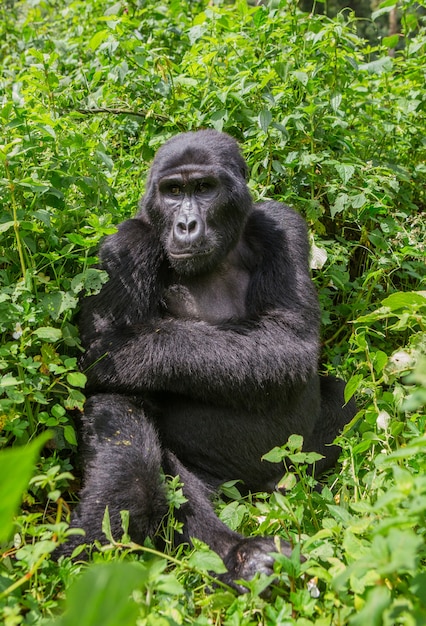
[65,130,356,587]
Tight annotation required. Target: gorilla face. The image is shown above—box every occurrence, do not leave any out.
[138,130,253,275]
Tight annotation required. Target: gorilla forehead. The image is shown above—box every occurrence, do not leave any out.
[151,130,248,180]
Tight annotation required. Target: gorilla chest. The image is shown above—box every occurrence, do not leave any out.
[162,265,250,324]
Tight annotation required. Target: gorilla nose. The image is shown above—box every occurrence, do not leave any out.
[173,214,204,245]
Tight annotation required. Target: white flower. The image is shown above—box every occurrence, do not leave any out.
[307,577,320,598]
[377,410,391,430]
[12,323,23,339]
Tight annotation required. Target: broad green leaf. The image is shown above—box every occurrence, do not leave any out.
[42,291,78,320]
[0,374,22,388]
[53,562,147,626]
[258,109,272,133]
[359,56,393,75]
[65,389,86,410]
[66,371,87,388]
[0,432,51,542]
[287,434,304,451]
[187,543,227,574]
[331,193,349,217]
[349,586,391,626]
[382,34,399,49]
[350,192,366,209]
[372,1,397,21]
[292,71,309,85]
[0,221,15,233]
[330,92,342,112]
[381,291,426,311]
[262,446,285,463]
[219,501,246,531]
[335,163,355,184]
[288,452,311,463]
[344,374,364,403]
[34,327,62,342]
[63,424,78,446]
[71,269,109,295]
[88,29,110,51]
[156,575,185,595]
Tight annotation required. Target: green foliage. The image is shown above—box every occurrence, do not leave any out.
[0,0,425,623]
[0,433,51,543]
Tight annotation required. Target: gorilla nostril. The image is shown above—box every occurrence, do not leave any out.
[176,220,187,233]
[177,218,198,233]
[174,215,202,243]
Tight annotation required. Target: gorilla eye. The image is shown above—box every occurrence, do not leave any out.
[197,181,213,193]
[169,185,182,195]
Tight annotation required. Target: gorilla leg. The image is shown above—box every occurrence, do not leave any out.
[64,394,292,588]
[304,376,356,475]
[64,394,168,553]
[163,452,292,589]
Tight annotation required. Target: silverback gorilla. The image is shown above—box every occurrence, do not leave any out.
[65,130,355,587]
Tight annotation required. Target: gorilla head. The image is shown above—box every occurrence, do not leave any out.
[138,130,252,275]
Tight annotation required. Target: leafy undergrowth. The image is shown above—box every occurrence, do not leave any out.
[0,0,425,624]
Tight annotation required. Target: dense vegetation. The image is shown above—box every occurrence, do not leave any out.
[0,0,425,623]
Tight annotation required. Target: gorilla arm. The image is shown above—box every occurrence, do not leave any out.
[79,208,321,406]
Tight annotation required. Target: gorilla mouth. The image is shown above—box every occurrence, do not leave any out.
[169,248,213,260]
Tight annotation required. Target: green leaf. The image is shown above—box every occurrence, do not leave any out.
[219,501,246,531]
[0,221,15,233]
[42,291,78,320]
[262,446,285,463]
[349,586,391,626]
[350,192,366,209]
[88,29,110,51]
[187,542,227,574]
[66,371,87,388]
[259,109,272,133]
[372,2,396,21]
[330,92,342,112]
[63,424,78,446]
[96,150,114,172]
[71,269,109,295]
[335,163,355,184]
[331,193,349,217]
[65,389,86,410]
[34,327,62,342]
[53,562,147,626]
[381,291,426,311]
[344,374,364,403]
[0,432,51,542]
[0,374,22,388]
[292,71,309,86]
[156,575,185,596]
[359,56,393,75]
[382,34,399,49]
[287,434,304,451]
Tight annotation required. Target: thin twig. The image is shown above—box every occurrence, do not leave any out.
[75,107,170,123]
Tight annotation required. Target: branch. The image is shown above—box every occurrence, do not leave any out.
[76,106,170,123]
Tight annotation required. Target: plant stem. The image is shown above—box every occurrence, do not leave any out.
[0,552,49,600]
[5,160,26,280]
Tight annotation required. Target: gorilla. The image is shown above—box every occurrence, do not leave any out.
[65,130,355,587]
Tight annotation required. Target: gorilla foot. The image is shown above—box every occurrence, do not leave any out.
[220,536,292,593]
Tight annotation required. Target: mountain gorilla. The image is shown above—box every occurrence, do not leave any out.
[65,130,355,588]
